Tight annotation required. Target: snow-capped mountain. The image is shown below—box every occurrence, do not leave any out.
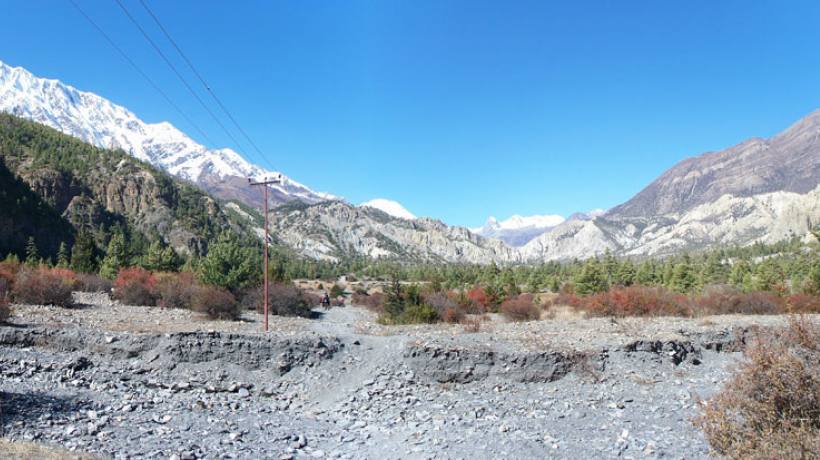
[358,199,417,220]
[0,60,333,207]
[470,214,565,246]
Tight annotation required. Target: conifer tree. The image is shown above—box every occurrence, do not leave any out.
[56,242,70,268]
[197,232,258,292]
[25,237,39,266]
[71,231,97,273]
[670,260,697,293]
[99,232,129,279]
[575,258,609,295]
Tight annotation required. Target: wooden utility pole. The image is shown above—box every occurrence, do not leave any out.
[249,175,282,332]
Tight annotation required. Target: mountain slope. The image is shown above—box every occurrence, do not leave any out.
[0,60,333,209]
[520,110,820,261]
[609,111,820,218]
[0,113,254,258]
[271,201,517,264]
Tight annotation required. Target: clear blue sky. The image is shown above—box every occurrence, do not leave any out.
[3,1,820,227]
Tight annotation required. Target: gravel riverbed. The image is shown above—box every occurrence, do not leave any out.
[0,293,802,459]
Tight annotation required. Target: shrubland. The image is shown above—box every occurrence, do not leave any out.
[695,317,820,458]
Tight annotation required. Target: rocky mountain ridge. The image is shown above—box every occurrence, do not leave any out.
[0,60,333,209]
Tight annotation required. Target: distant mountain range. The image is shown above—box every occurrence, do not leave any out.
[470,214,567,246]
[0,60,334,209]
[2,59,818,264]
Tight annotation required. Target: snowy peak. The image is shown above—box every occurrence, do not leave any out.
[0,59,333,205]
[359,199,417,220]
[471,213,565,246]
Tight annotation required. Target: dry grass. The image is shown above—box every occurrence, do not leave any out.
[694,316,820,459]
[0,438,101,459]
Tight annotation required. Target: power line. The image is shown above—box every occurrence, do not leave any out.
[114,0,256,166]
[138,0,279,174]
[68,0,216,146]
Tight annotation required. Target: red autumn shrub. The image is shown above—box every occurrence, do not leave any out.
[786,294,820,314]
[12,267,74,307]
[579,285,690,317]
[49,267,79,290]
[693,287,785,316]
[112,267,157,306]
[154,272,196,309]
[464,286,489,314]
[191,285,239,320]
[500,293,542,322]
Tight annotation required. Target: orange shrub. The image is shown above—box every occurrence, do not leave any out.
[579,285,690,317]
[441,307,465,324]
[464,286,489,314]
[12,267,74,307]
[500,293,542,322]
[112,267,157,306]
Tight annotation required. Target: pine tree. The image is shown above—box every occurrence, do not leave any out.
[25,237,39,266]
[99,232,129,279]
[615,260,636,286]
[670,260,697,293]
[575,259,609,295]
[729,260,751,288]
[71,231,97,273]
[56,242,70,268]
[197,232,259,292]
[635,260,656,285]
[143,240,180,272]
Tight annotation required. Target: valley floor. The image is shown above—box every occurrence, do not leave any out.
[0,294,802,459]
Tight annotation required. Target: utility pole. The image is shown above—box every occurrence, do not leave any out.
[249,175,282,332]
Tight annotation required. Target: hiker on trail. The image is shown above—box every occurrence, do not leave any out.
[321,292,331,308]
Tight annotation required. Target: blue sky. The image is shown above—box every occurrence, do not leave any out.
[2,1,820,227]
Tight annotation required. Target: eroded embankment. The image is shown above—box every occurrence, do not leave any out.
[0,323,755,387]
[0,327,341,377]
[403,326,754,384]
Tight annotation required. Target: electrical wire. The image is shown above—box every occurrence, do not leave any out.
[137,0,279,174]
[68,0,216,147]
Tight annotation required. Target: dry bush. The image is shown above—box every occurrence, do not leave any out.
[0,259,20,290]
[191,285,240,320]
[75,273,112,292]
[352,291,385,313]
[578,285,690,317]
[154,272,196,309]
[112,267,157,306]
[241,283,314,317]
[12,267,74,307]
[441,307,465,324]
[0,277,11,323]
[694,317,820,458]
[500,293,542,322]
[694,287,785,315]
[424,292,463,322]
[462,317,481,333]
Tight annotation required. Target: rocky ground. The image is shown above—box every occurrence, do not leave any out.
[0,293,804,459]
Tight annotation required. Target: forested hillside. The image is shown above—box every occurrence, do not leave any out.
[0,113,244,262]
